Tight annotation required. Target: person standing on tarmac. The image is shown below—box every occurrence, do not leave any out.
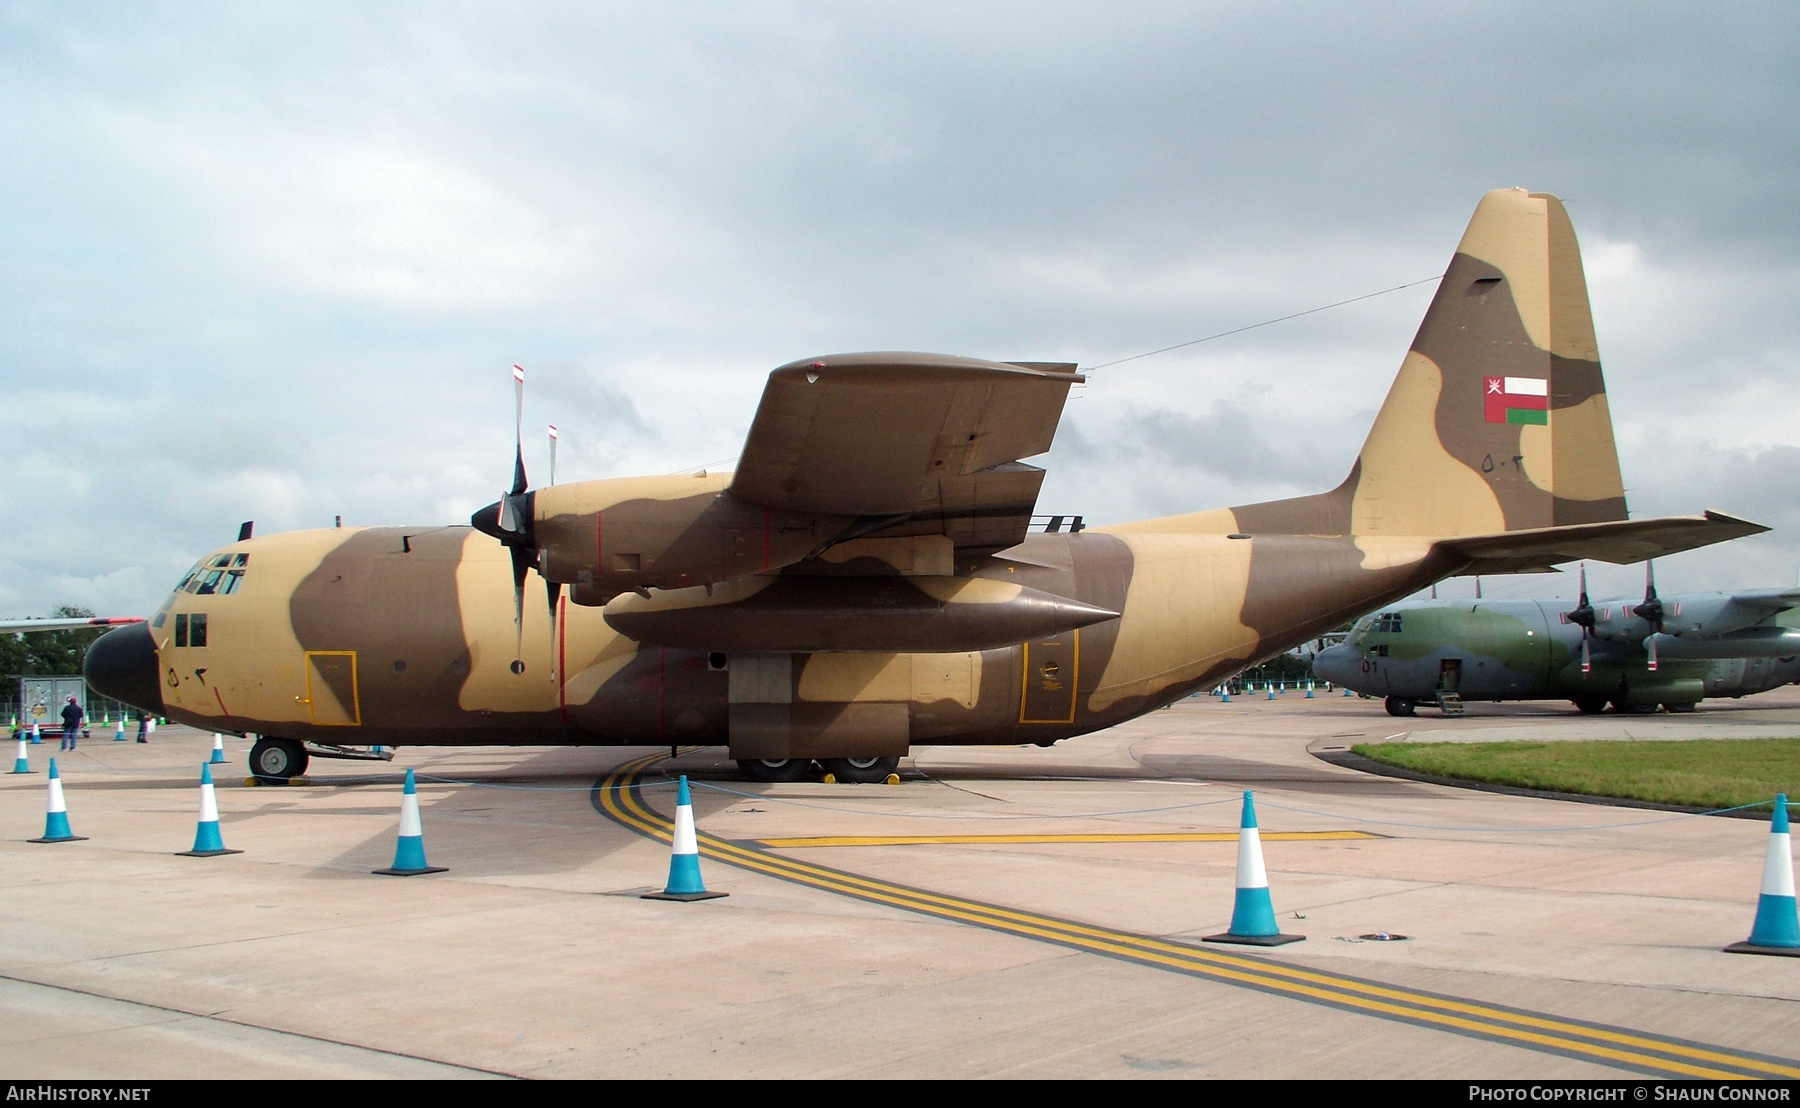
[60,696,84,752]
[135,710,148,743]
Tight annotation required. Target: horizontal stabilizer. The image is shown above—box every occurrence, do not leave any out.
[1433,511,1767,574]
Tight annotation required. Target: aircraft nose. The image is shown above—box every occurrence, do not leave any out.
[84,623,164,715]
[1312,644,1357,687]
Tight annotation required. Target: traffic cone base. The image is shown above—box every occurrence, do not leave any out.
[373,768,446,875]
[1202,929,1306,947]
[1724,941,1800,958]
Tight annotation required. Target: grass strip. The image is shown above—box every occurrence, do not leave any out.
[1350,738,1800,813]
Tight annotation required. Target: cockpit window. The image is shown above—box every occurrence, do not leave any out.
[1371,613,1404,634]
[176,555,248,597]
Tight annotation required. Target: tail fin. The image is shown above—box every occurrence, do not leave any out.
[1205,189,1627,539]
[1348,188,1626,536]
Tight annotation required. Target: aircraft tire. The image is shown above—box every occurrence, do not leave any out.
[1572,696,1608,715]
[735,758,812,783]
[1384,696,1416,717]
[1611,697,1656,714]
[820,756,899,784]
[1663,701,1699,713]
[250,737,308,782]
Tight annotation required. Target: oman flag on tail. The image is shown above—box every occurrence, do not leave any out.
[1484,376,1548,425]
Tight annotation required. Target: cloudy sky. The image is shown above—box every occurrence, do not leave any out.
[2,2,1796,617]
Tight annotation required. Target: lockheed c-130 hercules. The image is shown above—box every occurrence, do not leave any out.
[85,189,1765,783]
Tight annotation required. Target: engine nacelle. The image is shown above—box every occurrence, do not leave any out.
[530,474,847,603]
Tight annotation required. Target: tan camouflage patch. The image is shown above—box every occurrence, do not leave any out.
[1087,533,1258,711]
[1351,351,1506,537]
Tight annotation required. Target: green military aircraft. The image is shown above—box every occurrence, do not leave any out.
[1313,564,1800,716]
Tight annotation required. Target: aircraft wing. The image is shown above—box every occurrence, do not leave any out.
[0,616,144,634]
[1433,511,1768,575]
[729,353,1081,554]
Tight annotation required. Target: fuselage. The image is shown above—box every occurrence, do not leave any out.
[1313,598,1800,709]
[96,521,1454,751]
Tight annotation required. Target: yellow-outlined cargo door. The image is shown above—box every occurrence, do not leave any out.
[305,650,361,726]
[1019,630,1079,724]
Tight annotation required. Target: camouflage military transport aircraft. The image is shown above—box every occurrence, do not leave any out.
[86,189,1766,782]
[1314,565,1800,716]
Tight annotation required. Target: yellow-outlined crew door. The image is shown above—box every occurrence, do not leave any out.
[305,651,361,726]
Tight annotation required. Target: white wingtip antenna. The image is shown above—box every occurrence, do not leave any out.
[548,424,559,488]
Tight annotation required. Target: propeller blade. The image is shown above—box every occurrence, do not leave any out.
[511,364,528,497]
[1565,562,1597,631]
[510,542,532,663]
[1632,559,1665,627]
[1581,636,1591,674]
[547,578,563,680]
[548,424,559,488]
[1646,633,1658,672]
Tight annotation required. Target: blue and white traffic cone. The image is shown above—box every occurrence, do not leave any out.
[1306,680,1315,699]
[1266,684,1277,700]
[209,734,228,764]
[177,763,243,857]
[12,735,32,774]
[28,759,87,843]
[373,769,446,875]
[1343,686,1353,697]
[29,723,41,745]
[1204,790,1302,946]
[113,717,126,742]
[643,775,727,901]
[1726,794,1800,956]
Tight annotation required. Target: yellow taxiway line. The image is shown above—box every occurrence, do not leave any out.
[593,757,1800,1080]
[751,830,1383,848]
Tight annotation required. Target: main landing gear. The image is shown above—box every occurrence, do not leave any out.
[1384,696,1416,717]
[734,756,902,784]
[250,737,309,782]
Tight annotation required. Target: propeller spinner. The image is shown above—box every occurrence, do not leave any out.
[470,364,563,675]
